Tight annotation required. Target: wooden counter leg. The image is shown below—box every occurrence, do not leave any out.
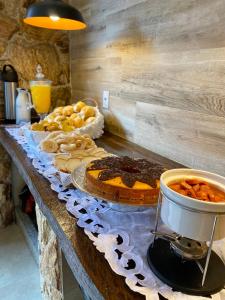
[36,203,64,300]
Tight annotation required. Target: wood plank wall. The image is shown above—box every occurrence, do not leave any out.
[70,0,225,176]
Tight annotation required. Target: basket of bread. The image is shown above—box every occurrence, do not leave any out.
[23,99,104,145]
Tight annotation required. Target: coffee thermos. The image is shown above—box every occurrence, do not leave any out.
[0,65,18,123]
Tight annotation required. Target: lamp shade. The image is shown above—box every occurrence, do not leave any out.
[24,0,86,30]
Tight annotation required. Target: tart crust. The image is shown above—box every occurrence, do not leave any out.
[85,158,162,205]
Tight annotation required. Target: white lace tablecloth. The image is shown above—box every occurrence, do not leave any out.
[6,128,225,300]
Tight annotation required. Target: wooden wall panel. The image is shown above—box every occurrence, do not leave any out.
[70,0,225,175]
[135,102,225,175]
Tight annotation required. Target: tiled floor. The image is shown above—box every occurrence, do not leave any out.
[0,224,41,300]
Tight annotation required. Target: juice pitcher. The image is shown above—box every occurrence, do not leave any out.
[30,65,52,119]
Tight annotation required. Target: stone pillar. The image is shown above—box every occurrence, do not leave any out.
[0,74,5,121]
[36,203,64,300]
[0,76,14,228]
[0,145,14,228]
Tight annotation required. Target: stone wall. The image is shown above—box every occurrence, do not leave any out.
[0,145,13,227]
[0,0,71,227]
[0,0,71,114]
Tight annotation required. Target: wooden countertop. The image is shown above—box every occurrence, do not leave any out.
[0,128,182,300]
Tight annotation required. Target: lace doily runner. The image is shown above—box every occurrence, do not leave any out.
[6,128,225,300]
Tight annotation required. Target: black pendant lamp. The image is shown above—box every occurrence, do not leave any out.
[24,0,86,30]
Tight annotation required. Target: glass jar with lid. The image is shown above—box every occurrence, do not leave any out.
[30,64,52,119]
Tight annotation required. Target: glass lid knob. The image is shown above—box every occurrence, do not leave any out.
[35,64,45,80]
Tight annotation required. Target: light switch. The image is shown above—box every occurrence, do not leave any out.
[102,90,110,109]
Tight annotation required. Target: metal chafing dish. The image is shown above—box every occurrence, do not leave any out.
[147,168,225,296]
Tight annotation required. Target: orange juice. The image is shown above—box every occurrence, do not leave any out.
[31,85,51,114]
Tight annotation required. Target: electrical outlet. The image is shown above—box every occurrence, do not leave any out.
[102,90,110,109]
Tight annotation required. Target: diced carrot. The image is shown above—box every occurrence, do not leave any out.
[191,189,196,195]
[186,179,202,185]
[196,191,209,201]
[214,195,223,202]
[193,184,200,192]
[200,184,210,192]
[169,184,182,192]
[214,191,225,201]
[178,189,188,196]
[216,191,225,199]
[180,181,192,190]
[208,191,215,202]
[167,179,225,202]
[187,188,197,198]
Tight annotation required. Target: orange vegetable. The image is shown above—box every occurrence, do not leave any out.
[180,181,192,190]
[168,178,225,203]
[214,196,222,202]
[178,189,187,196]
[196,191,209,201]
[186,179,202,185]
[193,184,200,192]
[200,184,210,192]
[208,190,215,202]
[169,184,181,192]
[186,189,197,198]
